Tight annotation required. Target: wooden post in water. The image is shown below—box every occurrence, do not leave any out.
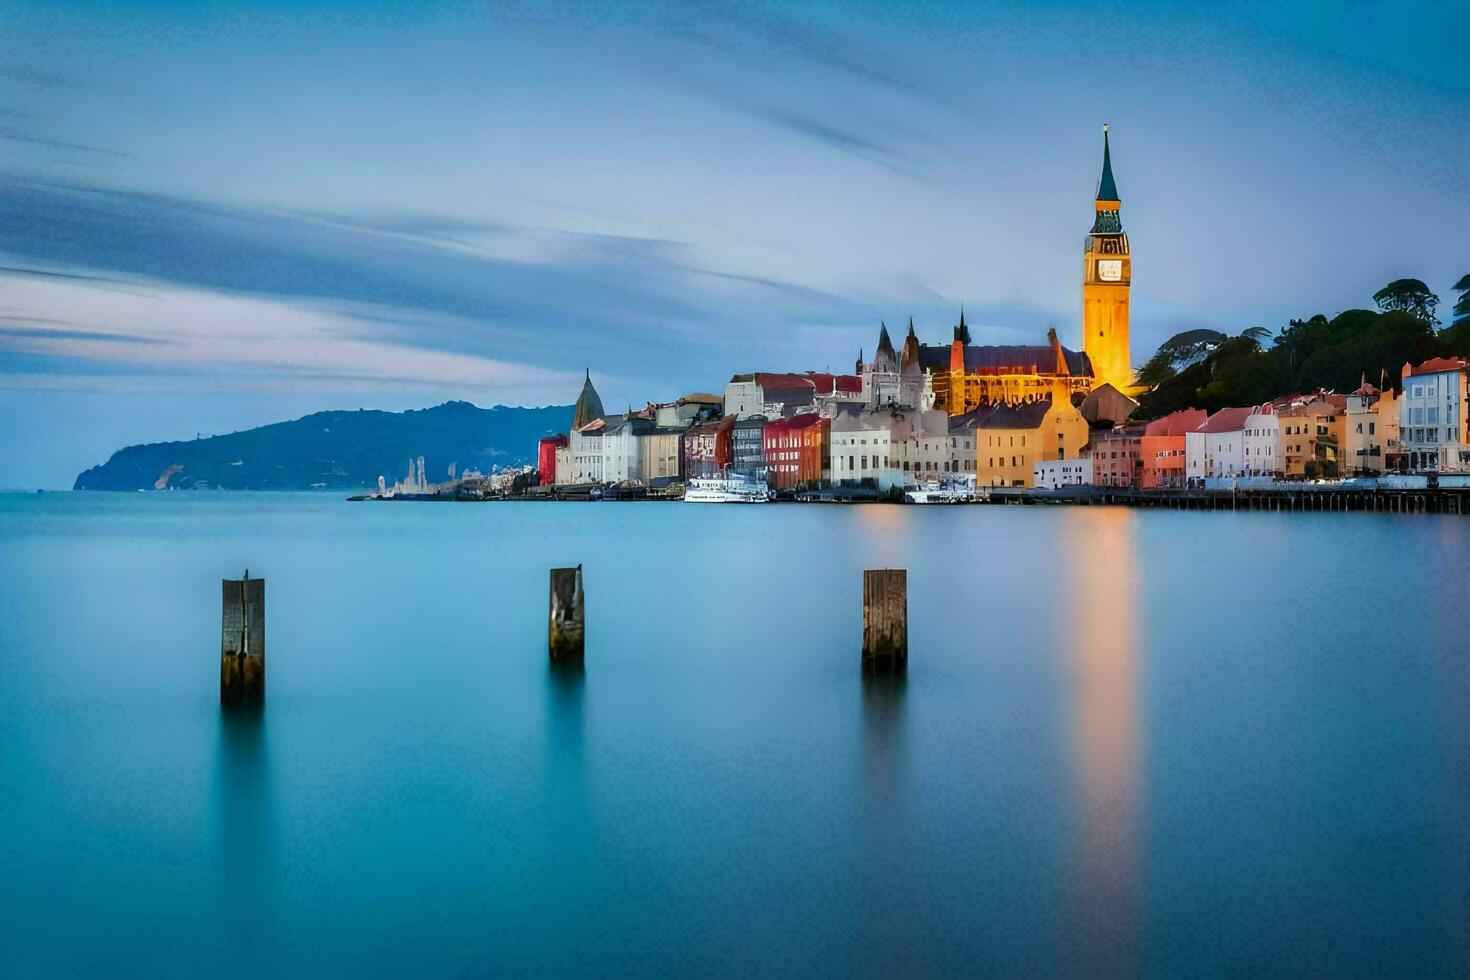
[549,565,585,662]
[221,570,265,708]
[862,569,907,673]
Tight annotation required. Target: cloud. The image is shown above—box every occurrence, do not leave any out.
[0,175,876,400]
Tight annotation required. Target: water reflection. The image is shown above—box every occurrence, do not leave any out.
[861,671,908,796]
[543,660,587,827]
[210,710,277,951]
[1066,509,1141,975]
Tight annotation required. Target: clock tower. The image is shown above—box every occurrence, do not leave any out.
[1082,124,1134,393]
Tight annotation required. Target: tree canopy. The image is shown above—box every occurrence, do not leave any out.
[1372,278,1440,325]
[1452,273,1470,329]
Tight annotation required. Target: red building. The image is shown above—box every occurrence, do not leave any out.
[764,413,830,489]
[537,434,568,485]
[1139,408,1207,488]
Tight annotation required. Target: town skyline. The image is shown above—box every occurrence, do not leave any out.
[3,2,1467,488]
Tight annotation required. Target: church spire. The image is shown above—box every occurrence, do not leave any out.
[1096,123,1119,203]
[953,305,971,345]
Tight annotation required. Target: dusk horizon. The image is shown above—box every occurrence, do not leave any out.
[4,1,1467,487]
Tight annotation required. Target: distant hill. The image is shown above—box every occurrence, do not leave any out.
[74,401,572,491]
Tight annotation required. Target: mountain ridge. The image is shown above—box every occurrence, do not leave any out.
[73,400,572,491]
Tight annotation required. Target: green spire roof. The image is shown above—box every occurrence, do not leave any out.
[1096,124,1119,202]
[571,368,605,431]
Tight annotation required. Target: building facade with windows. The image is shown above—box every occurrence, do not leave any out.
[966,395,1089,488]
[1139,408,1206,488]
[1242,404,1282,478]
[1398,358,1470,472]
[1343,380,1397,474]
[1185,406,1252,483]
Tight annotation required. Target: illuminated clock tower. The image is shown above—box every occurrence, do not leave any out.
[1082,124,1134,392]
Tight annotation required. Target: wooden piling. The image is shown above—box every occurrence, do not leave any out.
[549,565,585,661]
[221,570,265,708]
[862,569,907,673]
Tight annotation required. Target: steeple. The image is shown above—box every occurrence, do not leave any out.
[953,306,971,345]
[571,368,605,431]
[1096,123,1119,203]
[877,321,895,355]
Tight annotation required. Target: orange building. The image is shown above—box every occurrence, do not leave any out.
[1139,408,1207,488]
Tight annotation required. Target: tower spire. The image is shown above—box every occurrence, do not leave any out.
[1096,123,1119,202]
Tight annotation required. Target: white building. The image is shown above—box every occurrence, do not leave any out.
[829,406,950,490]
[1242,404,1282,477]
[1034,458,1093,489]
[1185,406,1253,483]
[1398,357,1470,472]
[570,423,605,483]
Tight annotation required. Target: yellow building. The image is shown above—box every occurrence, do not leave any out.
[966,395,1089,488]
[923,323,1093,416]
[1277,396,1344,479]
[1082,125,1135,394]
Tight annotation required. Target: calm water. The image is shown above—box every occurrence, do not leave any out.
[2,492,1467,976]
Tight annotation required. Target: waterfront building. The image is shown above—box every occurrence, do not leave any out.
[1185,407,1252,482]
[830,407,902,490]
[1082,124,1135,394]
[764,413,830,490]
[553,441,572,486]
[925,322,1093,416]
[968,395,1089,488]
[730,416,768,481]
[1139,408,1206,488]
[829,406,950,490]
[1035,457,1093,489]
[1242,404,1282,477]
[725,372,861,420]
[1277,395,1343,478]
[537,434,567,485]
[945,415,980,479]
[1398,357,1470,472]
[570,417,609,483]
[598,414,648,483]
[1088,422,1146,487]
[683,417,734,480]
[1343,379,1397,474]
[637,427,684,482]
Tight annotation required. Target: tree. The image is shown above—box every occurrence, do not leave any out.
[1132,328,1225,388]
[1452,274,1470,329]
[1373,278,1439,325]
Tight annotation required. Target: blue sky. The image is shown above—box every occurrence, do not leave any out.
[2,1,1467,486]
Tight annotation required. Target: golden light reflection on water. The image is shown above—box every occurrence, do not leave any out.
[1065,507,1141,973]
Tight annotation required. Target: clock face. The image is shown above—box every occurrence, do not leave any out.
[1098,259,1123,282]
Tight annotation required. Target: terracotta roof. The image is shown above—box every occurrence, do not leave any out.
[1144,407,1207,437]
[1408,356,1469,377]
[1195,407,1253,433]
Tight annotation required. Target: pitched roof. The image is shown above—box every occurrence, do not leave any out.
[1408,356,1469,377]
[1143,408,1208,437]
[917,343,1092,376]
[1195,407,1253,433]
[972,398,1055,430]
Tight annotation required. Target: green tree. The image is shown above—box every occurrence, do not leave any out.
[1372,278,1440,325]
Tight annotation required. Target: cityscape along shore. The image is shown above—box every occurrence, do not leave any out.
[365,128,1470,509]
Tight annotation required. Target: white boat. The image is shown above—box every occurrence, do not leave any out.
[903,479,978,504]
[684,477,771,503]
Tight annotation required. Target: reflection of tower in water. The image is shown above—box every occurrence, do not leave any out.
[1066,509,1141,974]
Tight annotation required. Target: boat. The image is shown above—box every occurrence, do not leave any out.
[903,479,979,504]
[684,477,771,503]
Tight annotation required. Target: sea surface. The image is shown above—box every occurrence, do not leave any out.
[2,492,1468,977]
